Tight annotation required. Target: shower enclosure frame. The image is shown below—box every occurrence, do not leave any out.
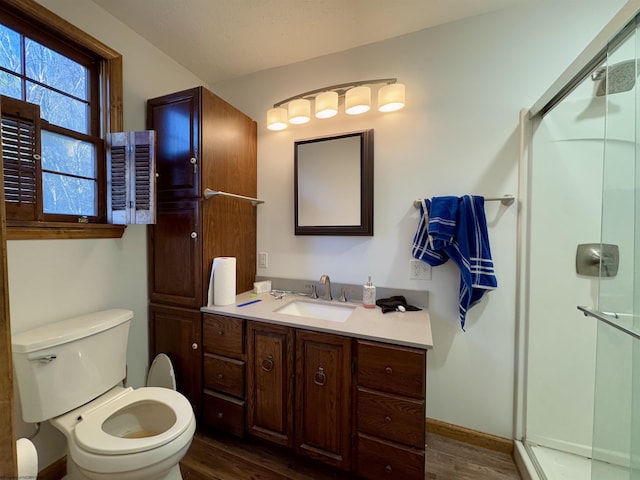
[515,2,640,479]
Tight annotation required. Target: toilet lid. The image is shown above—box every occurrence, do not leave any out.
[73,387,193,455]
[146,353,176,390]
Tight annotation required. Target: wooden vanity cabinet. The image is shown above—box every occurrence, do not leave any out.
[354,340,427,480]
[246,321,294,447]
[295,330,352,470]
[231,316,427,478]
[202,313,246,437]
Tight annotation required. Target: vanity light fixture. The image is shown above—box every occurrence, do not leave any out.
[266,78,405,131]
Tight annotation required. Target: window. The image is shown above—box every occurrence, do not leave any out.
[0,0,124,239]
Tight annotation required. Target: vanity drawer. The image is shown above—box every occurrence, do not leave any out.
[357,387,425,448]
[357,433,425,480]
[203,353,245,397]
[357,340,425,398]
[203,314,244,357]
[202,390,245,437]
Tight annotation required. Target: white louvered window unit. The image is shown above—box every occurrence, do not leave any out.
[106,131,156,225]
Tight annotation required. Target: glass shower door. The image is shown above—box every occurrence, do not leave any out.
[590,16,640,480]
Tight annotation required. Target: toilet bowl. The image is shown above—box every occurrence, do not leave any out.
[11,310,196,480]
[52,386,195,480]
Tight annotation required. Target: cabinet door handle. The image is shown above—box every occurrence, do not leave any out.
[191,343,198,350]
[190,231,198,239]
[385,366,393,375]
[384,415,392,424]
[261,354,274,372]
[385,465,393,473]
[313,367,326,386]
[190,157,197,165]
[217,373,224,380]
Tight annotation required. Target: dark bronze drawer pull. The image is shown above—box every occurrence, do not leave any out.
[384,415,392,423]
[217,373,224,380]
[218,330,224,336]
[262,354,274,372]
[385,366,393,374]
[385,465,393,473]
[313,367,326,386]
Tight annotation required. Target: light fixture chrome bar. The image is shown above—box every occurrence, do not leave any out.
[578,306,640,341]
[203,188,264,206]
[273,78,397,108]
[413,195,515,209]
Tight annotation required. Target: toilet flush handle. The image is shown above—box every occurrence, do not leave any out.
[33,354,57,363]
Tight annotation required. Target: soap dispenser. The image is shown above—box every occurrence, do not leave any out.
[363,276,376,308]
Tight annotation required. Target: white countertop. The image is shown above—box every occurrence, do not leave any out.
[201,291,433,350]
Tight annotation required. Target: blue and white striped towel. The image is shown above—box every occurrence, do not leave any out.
[412,195,497,330]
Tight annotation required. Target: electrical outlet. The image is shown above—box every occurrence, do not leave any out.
[410,259,431,280]
[258,252,268,268]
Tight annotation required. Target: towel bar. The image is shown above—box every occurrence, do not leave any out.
[204,188,264,206]
[413,195,514,209]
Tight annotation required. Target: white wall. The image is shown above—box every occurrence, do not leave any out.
[212,0,625,438]
[10,0,205,468]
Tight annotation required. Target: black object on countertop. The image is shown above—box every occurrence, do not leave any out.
[375,296,422,314]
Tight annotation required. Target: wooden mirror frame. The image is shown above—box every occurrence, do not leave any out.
[294,129,374,236]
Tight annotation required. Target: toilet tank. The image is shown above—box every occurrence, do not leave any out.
[12,309,133,423]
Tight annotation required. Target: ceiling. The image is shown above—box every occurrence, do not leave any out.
[91,0,533,85]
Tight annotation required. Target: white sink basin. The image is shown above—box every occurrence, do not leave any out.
[274,300,355,322]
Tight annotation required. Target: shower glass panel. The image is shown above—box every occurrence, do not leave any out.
[592,19,640,480]
[525,54,606,478]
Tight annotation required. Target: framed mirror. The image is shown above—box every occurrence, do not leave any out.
[294,129,373,236]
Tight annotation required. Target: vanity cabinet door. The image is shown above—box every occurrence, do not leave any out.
[148,200,202,308]
[148,304,202,414]
[295,329,352,470]
[147,87,200,199]
[246,321,294,447]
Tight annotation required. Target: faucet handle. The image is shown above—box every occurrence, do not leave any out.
[339,287,348,302]
[309,284,319,299]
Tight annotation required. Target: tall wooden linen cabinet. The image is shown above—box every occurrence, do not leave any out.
[146,86,257,417]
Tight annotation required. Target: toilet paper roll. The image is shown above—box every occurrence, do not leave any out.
[207,257,236,306]
[16,438,38,480]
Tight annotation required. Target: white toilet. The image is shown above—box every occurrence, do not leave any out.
[12,309,196,480]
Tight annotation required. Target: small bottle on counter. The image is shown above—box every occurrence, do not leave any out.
[363,276,376,308]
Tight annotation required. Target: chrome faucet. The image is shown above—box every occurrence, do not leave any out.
[319,275,332,301]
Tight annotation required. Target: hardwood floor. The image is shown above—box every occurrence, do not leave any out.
[180,428,522,480]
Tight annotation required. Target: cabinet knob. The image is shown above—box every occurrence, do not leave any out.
[190,231,198,239]
[217,330,224,336]
[191,343,198,350]
[190,157,197,165]
[217,373,224,380]
[313,367,327,386]
[217,412,223,419]
[261,354,274,372]
[385,465,393,473]
[385,366,393,375]
[384,415,392,424]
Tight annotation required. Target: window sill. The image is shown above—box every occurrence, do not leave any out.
[7,222,127,240]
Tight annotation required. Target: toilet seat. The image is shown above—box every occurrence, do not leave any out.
[74,387,193,455]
